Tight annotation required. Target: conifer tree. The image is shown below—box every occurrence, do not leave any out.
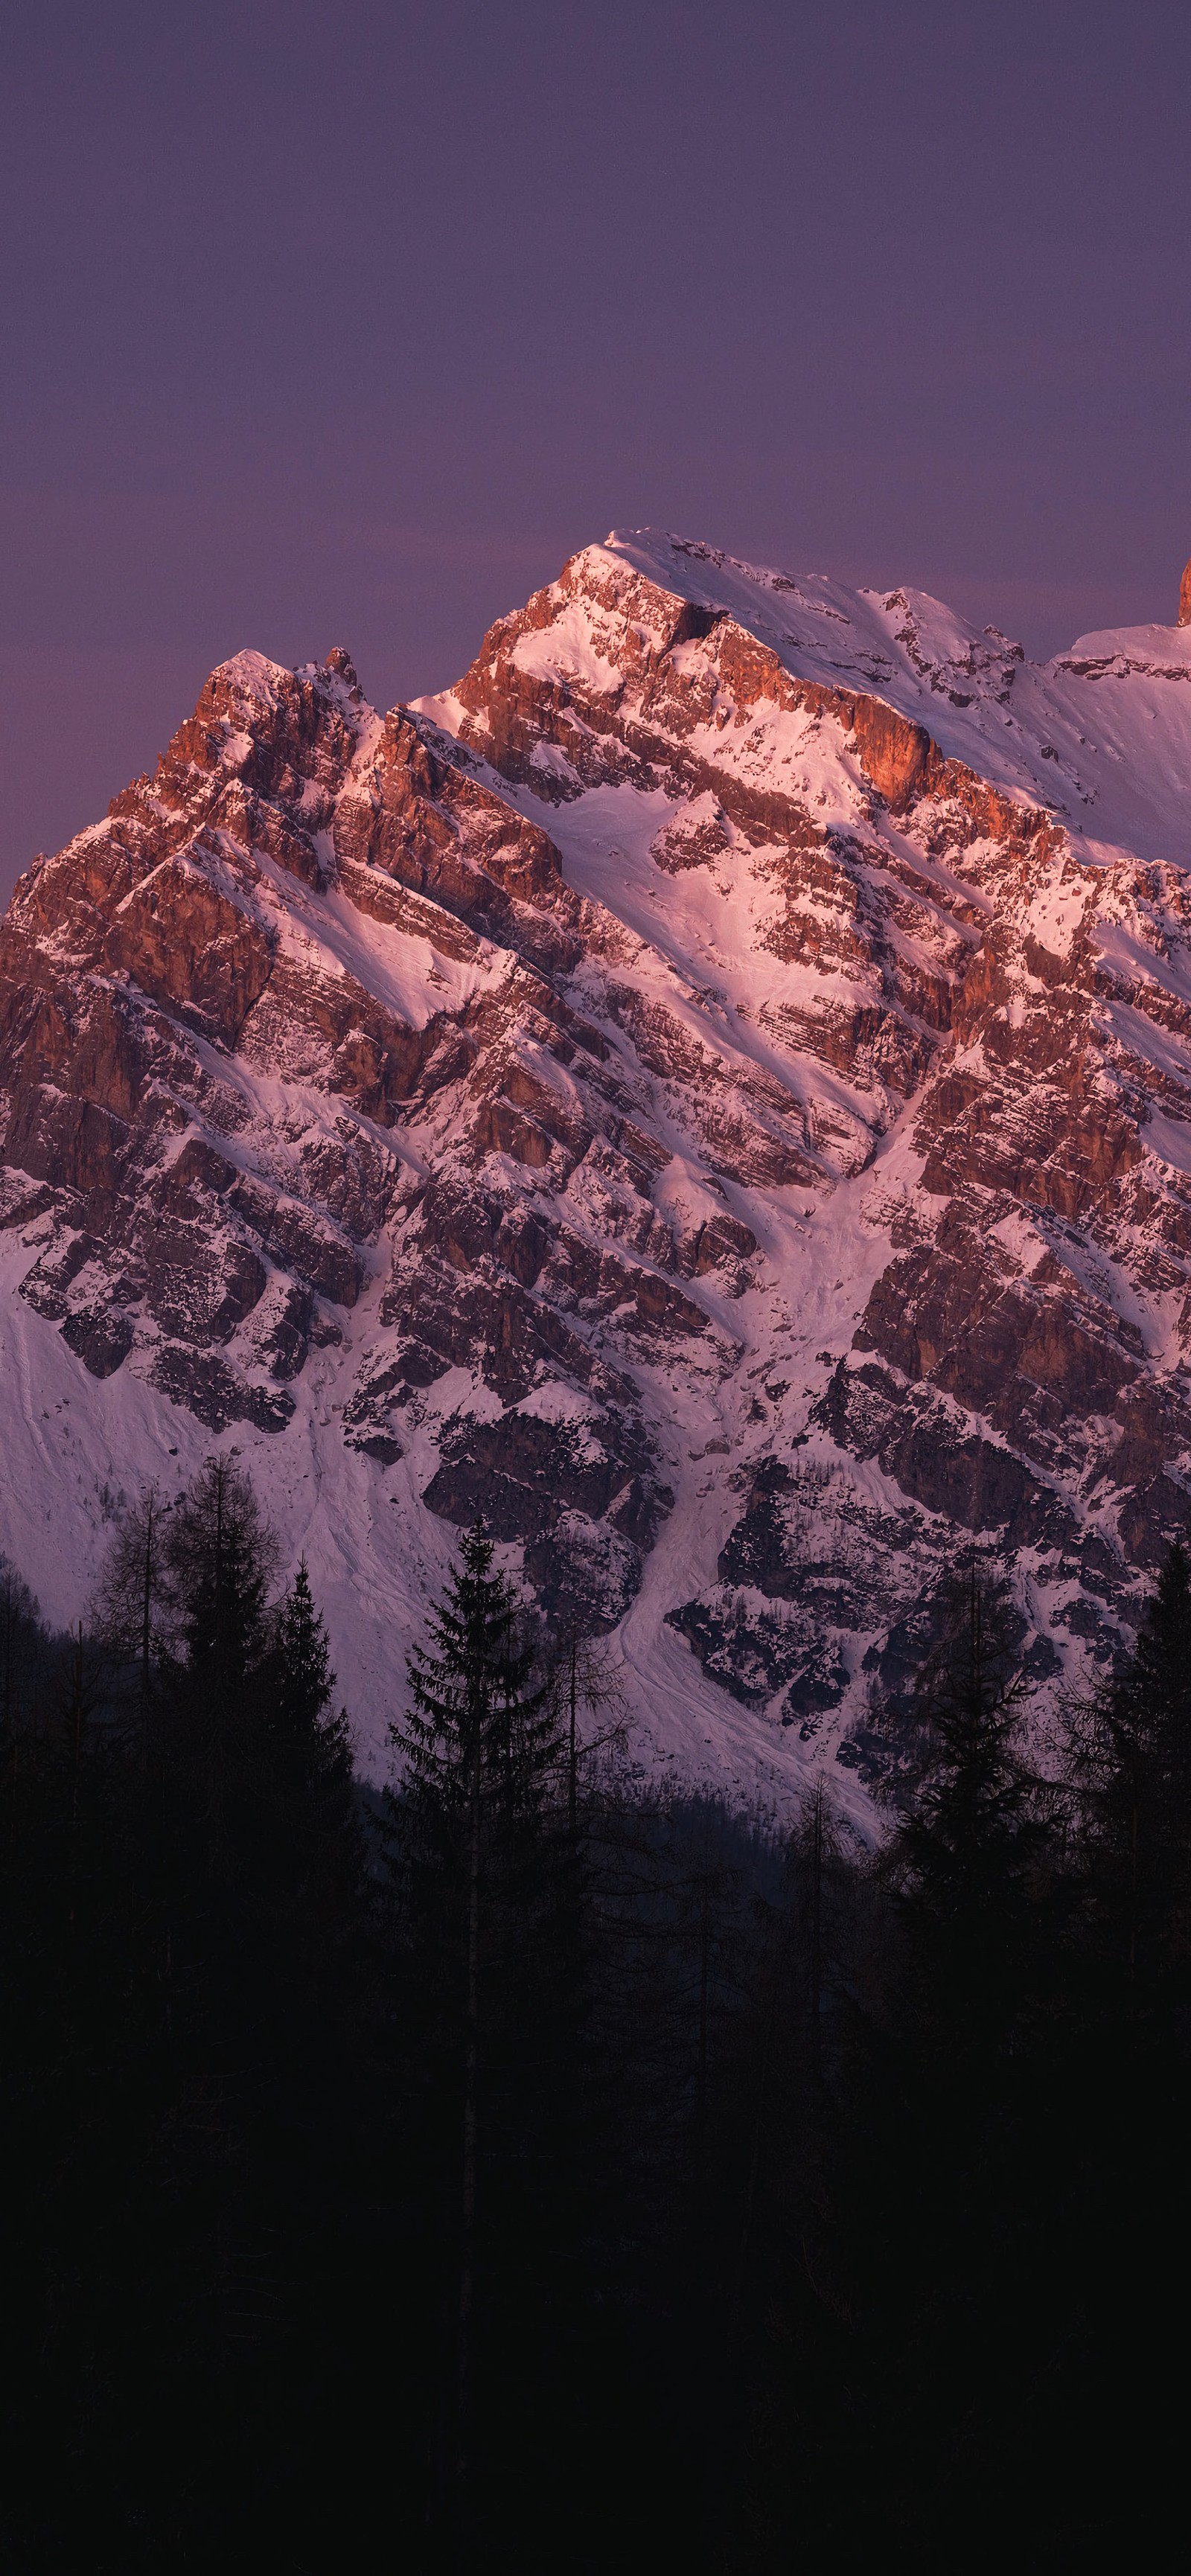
[1070,1541,1191,2012]
[393,1521,563,1899]
[0,1558,42,1748]
[893,1559,1047,2049]
[128,1455,277,2098]
[390,1521,571,2555]
[270,1557,350,1783]
[264,1557,359,1941]
[91,1466,371,2557]
[167,1454,274,1707]
[274,1557,335,1733]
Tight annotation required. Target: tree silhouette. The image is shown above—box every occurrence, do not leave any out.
[390,1521,572,2561]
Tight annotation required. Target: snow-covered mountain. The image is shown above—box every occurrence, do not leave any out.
[6,528,1191,1809]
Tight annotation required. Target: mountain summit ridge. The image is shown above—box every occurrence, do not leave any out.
[5,528,1191,1806]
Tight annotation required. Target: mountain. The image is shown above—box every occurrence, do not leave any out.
[5,528,1191,1806]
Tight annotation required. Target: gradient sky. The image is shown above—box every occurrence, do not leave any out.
[3,0,1190,896]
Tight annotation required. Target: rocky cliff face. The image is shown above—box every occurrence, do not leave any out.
[6,530,1191,1802]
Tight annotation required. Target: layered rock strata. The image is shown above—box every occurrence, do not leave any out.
[5,531,1191,1797]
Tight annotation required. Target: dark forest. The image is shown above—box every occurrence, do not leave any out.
[1,1459,1187,2572]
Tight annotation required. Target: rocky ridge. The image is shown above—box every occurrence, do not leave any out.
[6,530,1191,1803]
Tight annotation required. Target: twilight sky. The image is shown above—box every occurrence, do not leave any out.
[3,0,1190,896]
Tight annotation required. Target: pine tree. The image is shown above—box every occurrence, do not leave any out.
[0,1492,395,2568]
[0,1559,45,1869]
[389,1521,571,2560]
[166,1454,274,1707]
[1070,1541,1191,2013]
[893,1559,1048,2051]
[1044,1547,1191,2567]
[263,1557,359,1943]
[273,1558,335,1736]
[802,1563,1065,2566]
[393,1521,563,1905]
[98,1466,373,2557]
[270,1557,351,1796]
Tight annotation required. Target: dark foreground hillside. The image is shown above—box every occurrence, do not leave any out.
[1,1463,1188,2571]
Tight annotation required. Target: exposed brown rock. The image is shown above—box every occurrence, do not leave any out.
[7,536,1191,1744]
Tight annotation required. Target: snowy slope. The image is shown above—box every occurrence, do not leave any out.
[593,530,1191,866]
[5,538,1191,1811]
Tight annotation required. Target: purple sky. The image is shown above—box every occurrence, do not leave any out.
[3,0,1190,898]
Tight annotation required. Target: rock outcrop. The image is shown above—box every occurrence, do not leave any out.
[5,531,1191,1800]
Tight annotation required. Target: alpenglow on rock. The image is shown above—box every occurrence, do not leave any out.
[1180,556,1191,626]
[5,529,1191,1812]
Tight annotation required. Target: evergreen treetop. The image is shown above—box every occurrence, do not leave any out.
[1068,1541,1191,2004]
[393,1520,558,1825]
[891,1562,1049,2042]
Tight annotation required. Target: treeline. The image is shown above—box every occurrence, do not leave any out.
[1,1476,1189,2570]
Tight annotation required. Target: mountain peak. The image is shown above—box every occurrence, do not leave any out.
[4,532,1191,1804]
